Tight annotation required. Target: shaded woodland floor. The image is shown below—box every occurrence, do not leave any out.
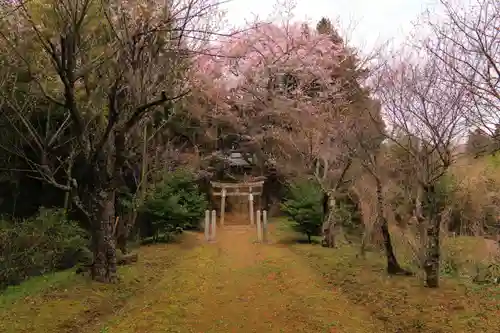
[1,219,499,333]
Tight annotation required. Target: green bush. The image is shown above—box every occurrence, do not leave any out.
[473,261,500,285]
[0,208,90,290]
[335,192,363,240]
[140,169,207,242]
[281,179,323,243]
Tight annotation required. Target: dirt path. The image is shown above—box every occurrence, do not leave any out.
[97,224,382,333]
[4,220,499,333]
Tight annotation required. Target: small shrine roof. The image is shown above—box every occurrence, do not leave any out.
[225,152,252,166]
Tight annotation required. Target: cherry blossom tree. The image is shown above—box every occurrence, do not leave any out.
[195,19,357,245]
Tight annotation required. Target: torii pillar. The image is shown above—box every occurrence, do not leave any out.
[220,188,227,227]
[249,192,254,225]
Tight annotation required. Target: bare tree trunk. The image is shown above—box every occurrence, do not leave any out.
[423,185,441,288]
[321,191,336,248]
[128,125,150,248]
[424,218,440,287]
[375,177,412,276]
[63,157,75,213]
[91,189,118,283]
[116,214,130,255]
[112,130,132,255]
[359,228,369,258]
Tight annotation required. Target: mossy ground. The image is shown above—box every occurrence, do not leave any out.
[274,220,500,333]
[1,219,499,333]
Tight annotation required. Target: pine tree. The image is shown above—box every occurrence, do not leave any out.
[316,17,343,44]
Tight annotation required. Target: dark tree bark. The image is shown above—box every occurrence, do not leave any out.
[90,189,118,282]
[319,159,352,248]
[321,191,336,248]
[322,191,329,218]
[375,176,412,276]
[115,215,131,255]
[261,165,283,214]
[423,185,441,287]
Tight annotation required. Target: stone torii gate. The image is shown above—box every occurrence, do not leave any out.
[210,180,265,226]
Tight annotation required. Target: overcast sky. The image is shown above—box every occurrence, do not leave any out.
[221,0,438,50]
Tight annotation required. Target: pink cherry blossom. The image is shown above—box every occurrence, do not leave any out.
[191,19,352,176]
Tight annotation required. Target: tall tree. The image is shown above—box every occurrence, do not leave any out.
[344,100,413,275]
[376,51,467,287]
[314,17,374,248]
[315,16,410,273]
[0,0,223,282]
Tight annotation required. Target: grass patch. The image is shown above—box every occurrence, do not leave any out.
[274,217,322,244]
[272,218,500,333]
[0,271,77,308]
[0,232,201,333]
